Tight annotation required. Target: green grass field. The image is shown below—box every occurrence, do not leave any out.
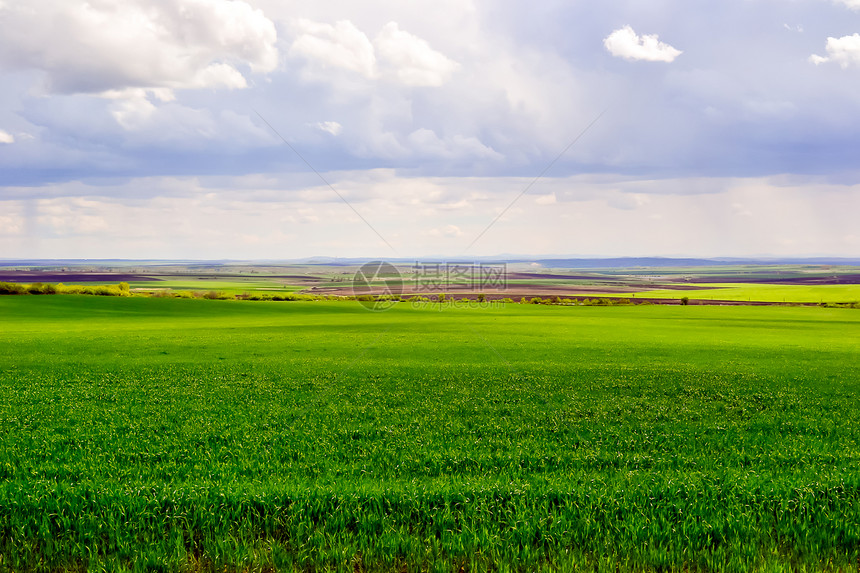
[1,296,859,572]
[631,284,860,304]
[127,277,307,295]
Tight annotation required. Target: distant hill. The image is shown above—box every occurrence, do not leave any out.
[2,257,859,269]
[529,257,860,268]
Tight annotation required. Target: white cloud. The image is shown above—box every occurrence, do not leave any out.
[107,96,274,143]
[535,193,557,205]
[607,192,651,210]
[406,128,502,160]
[810,33,860,68]
[373,22,459,87]
[289,19,377,78]
[282,207,320,224]
[0,0,277,96]
[105,90,159,130]
[315,121,343,136]
[0,129,13,144]
[5,173,860,258]
[37,198,110,235]
[604,26,682,62]
[0,212,23,234]
[437,199,471,210]
[834,0,860,9]
[428,224,463,238]
[290,19,458,87]
[5,0,860,259]
[732,202,753,217]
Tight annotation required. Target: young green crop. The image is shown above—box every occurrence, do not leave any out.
[629,283,860,303]
[0,296,859,571]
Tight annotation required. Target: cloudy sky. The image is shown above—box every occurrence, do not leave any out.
[1,0,859,259]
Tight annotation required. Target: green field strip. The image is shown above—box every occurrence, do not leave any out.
[628,283,860,303]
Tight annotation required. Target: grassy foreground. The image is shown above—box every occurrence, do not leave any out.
[0,297,859,572]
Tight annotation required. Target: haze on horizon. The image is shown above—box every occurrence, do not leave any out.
[1,0,859,261]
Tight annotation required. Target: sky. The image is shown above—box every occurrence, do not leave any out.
[1,0,860,260]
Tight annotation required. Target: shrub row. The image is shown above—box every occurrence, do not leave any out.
[0,282,130,296]
[819,301,860,309]
[518,296,636,306]
[150,290,345,302]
